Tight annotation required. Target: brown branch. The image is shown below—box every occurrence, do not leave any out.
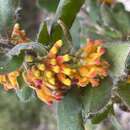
[0,39,15,49]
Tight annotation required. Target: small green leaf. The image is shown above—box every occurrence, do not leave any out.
[117,82,130,108]
[57,88,84,130]
[105,42,130,78]
[82,78,112,115]
[37,21,50,45]
[50,0,85,42]
[16,74,34,102]
[91,103,114,124]
[0,53,24,74]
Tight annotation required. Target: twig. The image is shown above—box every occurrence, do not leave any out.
[0,42,14,49]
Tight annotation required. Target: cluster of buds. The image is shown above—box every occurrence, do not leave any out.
[11,23,30,44]
[0,71,19,91]
[73,39,109,87]
[24,40,75,105]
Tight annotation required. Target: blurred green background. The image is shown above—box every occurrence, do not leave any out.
[0,88,57,130]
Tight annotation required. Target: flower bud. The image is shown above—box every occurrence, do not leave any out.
[63,78,71,86]
[37,64,45,71]
[52,66,60,73]
[63,54,71,62]
[50,59,57,65]
[45,71,53,78]
[25,55,34,62]
[33,70,41,78]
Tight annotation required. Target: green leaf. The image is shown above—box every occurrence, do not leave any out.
[50,0,85,42]
[82,78,112,116]
[54,0,85,28]
[117,82,130,108]
[37,21,50,45]
[38,0,59,12]
[105,42,130,78]
[57,88,84,130]
[0,52,24,74]
[70,18,81,49]
[103,27,122,40]
[0,42,47,74]
[112,3,130,35]
[16,74,34,102]
[57,20,73,54]
[86,0,101,24]
[91,103,114,124]
[100,4,118,29]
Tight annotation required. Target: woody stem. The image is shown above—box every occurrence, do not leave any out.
[0,42,14,49]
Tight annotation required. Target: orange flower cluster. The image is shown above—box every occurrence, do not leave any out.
[74,39,109,87]
[11,23,30,44]
[0,23,110,104]
[0,71,19,90]
[24,39,109,104]
[0,23,29,91]
[24,40,75,105]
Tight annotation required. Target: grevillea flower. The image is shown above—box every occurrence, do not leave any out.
[24,40,75,105]
[0,23,29,90]
[1,23,110,105]
[0,71,19,90]
[11,23,30,44]
[24,39,109,104]
[73,39,109,87]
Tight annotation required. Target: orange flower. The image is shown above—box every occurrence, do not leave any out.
[24,39,110,104]
[0,71,20,90]
[0,23,29,91]
[74,39,109,87]
[11,23,30,44]
[24,40,74,104]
